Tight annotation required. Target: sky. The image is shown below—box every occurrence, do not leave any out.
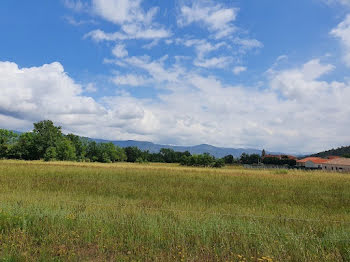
[0,0,350,154]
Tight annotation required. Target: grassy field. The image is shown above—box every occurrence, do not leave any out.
[0,160,349,261]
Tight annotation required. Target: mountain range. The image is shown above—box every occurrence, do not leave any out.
[92,138,281,158]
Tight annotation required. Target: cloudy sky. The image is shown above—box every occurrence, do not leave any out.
[1,0,350,154]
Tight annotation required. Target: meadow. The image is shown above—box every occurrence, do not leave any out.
[0,160,349,261]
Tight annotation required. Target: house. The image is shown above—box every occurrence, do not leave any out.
[296,157,329,169]
[322,158,350,172]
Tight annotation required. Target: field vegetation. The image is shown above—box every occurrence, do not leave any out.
[0,160,350,261]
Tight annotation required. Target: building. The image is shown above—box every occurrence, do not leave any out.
[322,158,350,172]
[296,157,329,169]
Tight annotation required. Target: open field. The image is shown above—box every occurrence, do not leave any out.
[0,160,350,261]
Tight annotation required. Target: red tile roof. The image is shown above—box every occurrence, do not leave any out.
[297,157,329,164]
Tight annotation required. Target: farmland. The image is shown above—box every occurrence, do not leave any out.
[0,160,350,261]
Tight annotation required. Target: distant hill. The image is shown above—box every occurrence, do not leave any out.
[8,130,282,158]
[311,146,350,158]
[92,138,281,158]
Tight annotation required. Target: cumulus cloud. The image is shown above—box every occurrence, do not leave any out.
[331,14,350,66]
[269,59,335,99]
[1,59,350,153]
[0,61,156,140]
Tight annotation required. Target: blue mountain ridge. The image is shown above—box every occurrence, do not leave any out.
[92,138,283,158]
[9,130,284,158]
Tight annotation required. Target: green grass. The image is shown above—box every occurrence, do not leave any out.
[0,160,349,261]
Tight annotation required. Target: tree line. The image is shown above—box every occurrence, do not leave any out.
[0,120,235,167]
[239,153,297,166]
[311,146,350,158]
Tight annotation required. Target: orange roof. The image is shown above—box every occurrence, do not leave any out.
[297,157,329,164]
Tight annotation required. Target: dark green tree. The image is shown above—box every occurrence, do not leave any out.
[32,120,63,159]
[124,146,143,162]
[0,129,18,158]
[223,154,234,164]
[56,138,76,161]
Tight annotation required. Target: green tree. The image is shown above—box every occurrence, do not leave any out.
[99,143,126,163]
[57,138,76,161]
[66,134,87,161]
[0,129,18,158]
[86,141,99,162]
[32,120,63,159]
[125,146,143,162]
[223,155,234,164]
[44,147,57,161]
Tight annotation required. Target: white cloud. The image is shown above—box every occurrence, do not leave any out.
[233,38,263,51]
[233,66,247,75]
[183,39,226,58]
[330,14,350,66]
[178,0,238,39]
[85,26,170,41]
[63,16,97,26]
[85,83,97,93]
[112,44,128,58]
[0,61,104,123]
[194,56,232,69]
[321,0,350,6]
[1,59,350,153]
[0,61,159,140]
[63,0,88,12]
[86,0,170,41]
[269,59,335,99]
[113,74,151,86]
[123,55,183,84]
[92,0,149,25]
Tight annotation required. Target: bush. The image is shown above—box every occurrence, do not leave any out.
[213,159,225,168]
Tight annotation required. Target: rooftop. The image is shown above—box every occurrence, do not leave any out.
[323,158,350,166]
[297,157,329,164]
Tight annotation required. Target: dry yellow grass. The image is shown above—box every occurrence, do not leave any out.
[0,160,349,261]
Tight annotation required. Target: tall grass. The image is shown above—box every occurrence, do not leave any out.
[0,160,349,261]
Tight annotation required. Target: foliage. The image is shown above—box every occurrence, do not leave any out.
[312,145,350,158]
[262,157,296,166]
[223,154,239,164]
[44,147,57,161]
[124,146,143,162]
[0,120,222,167]
[32,120,63,159]
[180,153,224,167]
[0,129,18,158]
[240,153,261,164]
[56,138,77,161]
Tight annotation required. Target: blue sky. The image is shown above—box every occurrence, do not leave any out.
[1,0,350,154]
